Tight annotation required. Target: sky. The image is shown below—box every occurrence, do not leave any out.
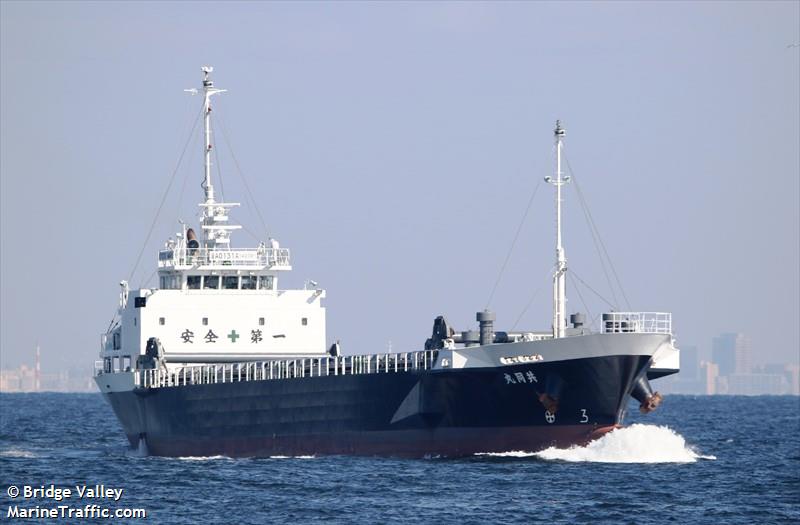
[1,1,798,373]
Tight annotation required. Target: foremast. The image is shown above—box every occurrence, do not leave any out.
[545,121,570,339]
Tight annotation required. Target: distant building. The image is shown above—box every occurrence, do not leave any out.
[728,373,788,395]
[734,335,752,374]
[0,345,95,393]
[0,365,37,392]
[654,344,703,394]
[701,361,719,395]
[749,364,800,396]
[712,333,751,376]
[681,345,699,381]
[715,374,729,395]
[712,334,735,376]
[786,364,800,396]
[0,366,95,393]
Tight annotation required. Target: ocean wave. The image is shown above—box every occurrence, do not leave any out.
[474,451,539,458]
[175,455,231,461]
[534,424,716,463]
[0,448,37,458]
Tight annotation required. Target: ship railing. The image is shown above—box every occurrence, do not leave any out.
[157,247,291,269]
[135,350,439,390]
[600,312,672,335]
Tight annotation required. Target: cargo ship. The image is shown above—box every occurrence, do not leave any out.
[95,67,679,457]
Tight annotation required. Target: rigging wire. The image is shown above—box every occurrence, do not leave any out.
[215,109,272,240]
[570,268,617,309]
[485,180,543,309]
[568,271,596,330]
[171,94,203,228]
[129,105,205,286]
[142,269,158,289]
[564,153,631,310]
[563,153,619,309]
[174,122,202,227]
[239,223,265,243]
[510,266,553,331]
[211,113,226,202]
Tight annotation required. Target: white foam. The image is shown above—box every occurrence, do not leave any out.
[0,448,37,458]
[474,451,539,458]
[174,455,230,461]
[268,455,316,459]
[534,424,716,463]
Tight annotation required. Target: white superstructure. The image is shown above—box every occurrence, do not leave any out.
[99,67,327,375]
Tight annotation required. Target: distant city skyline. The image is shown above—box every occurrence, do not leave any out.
[1,2,798,372]
[658,331,799,396]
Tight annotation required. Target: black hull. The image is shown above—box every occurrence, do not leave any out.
[103,354,650,457]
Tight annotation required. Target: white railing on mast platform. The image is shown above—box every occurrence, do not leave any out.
[601,312,672,335]
[158,247,290,269]
[128,350,439,390]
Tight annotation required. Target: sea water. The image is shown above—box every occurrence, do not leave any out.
[1,394,798,524]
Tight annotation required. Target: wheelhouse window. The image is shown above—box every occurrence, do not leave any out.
[223,276,239,290]
[187,275,201,289]
[258,317,265,326]
[258,276,274,290]
[203,275,219,289]
[302,317,308,326]
[241,276,257,290]
[202,317,208,326]
[159,317,165,326]
[160,275,179,290]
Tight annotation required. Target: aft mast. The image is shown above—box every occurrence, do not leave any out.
[201,66,224,204]
[194,66,239,251]
[545,121,569,338]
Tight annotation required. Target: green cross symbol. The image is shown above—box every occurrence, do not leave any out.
[227,330,240,343]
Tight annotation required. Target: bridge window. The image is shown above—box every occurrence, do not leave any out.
[302,317,308,326]
[203,275,219,289]
[223,276,239,290]
[159,275,178,289]
[258,276,274,290]
[159,317,165,326]
[259,317,265,326]
[241,276,257,290]
[202,317,208,326]
[187,276,201,289]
